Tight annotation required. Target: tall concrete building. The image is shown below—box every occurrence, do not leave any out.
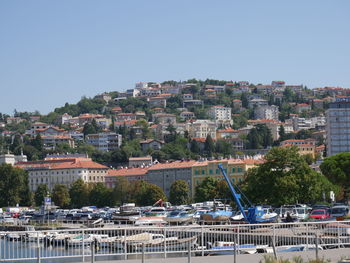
[326,98,350,156]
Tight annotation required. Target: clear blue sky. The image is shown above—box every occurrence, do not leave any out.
[1,1,349,114]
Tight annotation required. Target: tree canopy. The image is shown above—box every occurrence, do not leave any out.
[169,180,191,205]
[0,164,32,207]
[241,146,337,205]
[320,152,350,200]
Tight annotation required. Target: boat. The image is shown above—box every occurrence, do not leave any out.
[66,234,110,247]
[5,233,21,241]
[205,241,269,255]
[143,207,168,217]
[132,216,167,226]
[165,210,194,225]
[276,244,323,253]
[115,232,197,252]
[200,210,232,223]
[112,203,141,223]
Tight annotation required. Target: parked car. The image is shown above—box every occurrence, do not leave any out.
[309,209,330,220]
[329,206,349,218]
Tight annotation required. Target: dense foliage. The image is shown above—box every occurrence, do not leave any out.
[320,152,350,200]
[240,147,337,205]
[0,164,32,207]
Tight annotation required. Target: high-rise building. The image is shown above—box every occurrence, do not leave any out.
[326,98,350,156]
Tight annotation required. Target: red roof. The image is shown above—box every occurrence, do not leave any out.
[15,158,108,170]
[107,168,149,177]
[148,160,197,170]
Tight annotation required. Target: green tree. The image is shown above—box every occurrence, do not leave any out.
[89,183,112,207]
[143,184,167,206]
[194,177,219,202]
[320,152,350,200]
[112,177,131,206]
[241,147,337,206]
[35,184,49,207]
[0,164,31,207]
[69,179,89,208]
[204,134,215,157]
[169,180,190,205]
[52,184,71,208]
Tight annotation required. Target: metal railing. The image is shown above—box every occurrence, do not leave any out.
[0,220,350,262]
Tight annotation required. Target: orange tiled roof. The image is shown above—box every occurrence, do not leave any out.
[107,168,149,177]
[15,158,108,170]
[148,160,197,170]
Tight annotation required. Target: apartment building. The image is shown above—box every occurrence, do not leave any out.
[254,105,279,121]
[16,155,108,191]
[326,98,350,156]
[86,132,122,152]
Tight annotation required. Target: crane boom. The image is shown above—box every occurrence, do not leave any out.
[218,164,249,223]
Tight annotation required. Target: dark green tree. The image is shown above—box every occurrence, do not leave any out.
[34,184,49,206]
[89,183,112,207]
[204,134,215,157]
[169,180,190,205]
[0,164,31,207]
[241,147,337,205]
[69,179,89,208]
[112,177,131,206]
[52,184,71,208]
[320,152,350,200]
[194,176,219,202]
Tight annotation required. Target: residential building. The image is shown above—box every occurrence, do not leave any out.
[0,152,27,165]
[129,156,153,168]
[254,105,279,121]
[146,160,196,197]
[148,97,167,108]
[192,159,262,197]
[15,155,108,191]
[180,111,195,121]
[256,85,273,94]
[232,99,242,110]
[216,128,239,139]
[183,94,193,101]
[95,93,112,103]
[78,114,105,127]
[26,122,50,136]
[115,113,137,122]
[41,135,75,150]
[60,113,73,125]
[296,103,311,113]
[183,100,203,107]
[140,139,164,152]
[280,143,316,158]
[111,107,122,114]
[248,98,268,108]
[105,168,149,189]
[208,106,232,122]
[326,98,350,156]
[187,120,216,139]
[86,132,122,152]
[152,113,177,125]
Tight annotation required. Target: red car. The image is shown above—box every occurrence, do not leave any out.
[309,209,330,220]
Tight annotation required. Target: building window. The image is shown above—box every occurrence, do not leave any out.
[209,169,213,175]
[201,170,205,175]
[238,168,242,173]
[216,169,219,174]
[195,170,199,175]
[232,168,235,173]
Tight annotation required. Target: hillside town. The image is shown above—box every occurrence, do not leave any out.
[0,79,349,208]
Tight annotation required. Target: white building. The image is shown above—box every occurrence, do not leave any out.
[15,155,108,191]
[248,98,269,108]
[208,106,232,121]
[86,132,122,153]
[254,105,279,121]
[326,98,350,156]
[187,120,216,139]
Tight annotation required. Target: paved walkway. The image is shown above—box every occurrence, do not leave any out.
[90,248,350,263]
